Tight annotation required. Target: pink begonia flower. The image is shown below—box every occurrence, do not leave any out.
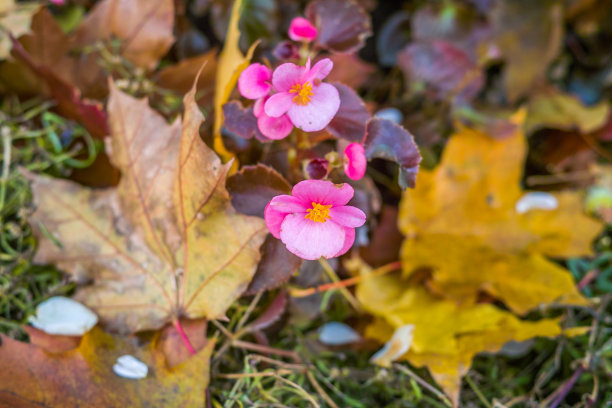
[264,180,366,260]
[288,17,318,42]
[238,63,272,100]
[239,63,294,140]
[265,58,340,132]
[344,143,367,180]
[50,0,65,4]
[253,96,293,140]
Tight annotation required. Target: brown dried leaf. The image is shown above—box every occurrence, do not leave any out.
[29,77,267,333]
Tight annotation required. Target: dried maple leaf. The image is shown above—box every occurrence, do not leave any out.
[28,77,267,333]
[0,327,213,407]
[356,110,602,406]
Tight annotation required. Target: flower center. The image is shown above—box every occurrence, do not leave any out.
[304,202,331,223]
[289,81,314,106]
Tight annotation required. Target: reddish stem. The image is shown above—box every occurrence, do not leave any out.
[173,319,196,355]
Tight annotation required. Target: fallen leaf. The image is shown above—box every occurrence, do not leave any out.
[0,327,214,407]
[306,0,372,54]
[23,326,82,354]
[156,49,218,107]
[358,274,562,407]
[0,0,39,59]
[157,318,208,368]
[213,0,258,162]
[72,0,175,70]
[370,324,414,367]
[526,87,610,134]
[28,76,267,333]
[363,118,422,189]
[491,0,563,102]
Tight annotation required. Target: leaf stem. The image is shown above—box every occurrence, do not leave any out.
[318,258,361,311]
[393,364,453,408]
[173,319,196,355]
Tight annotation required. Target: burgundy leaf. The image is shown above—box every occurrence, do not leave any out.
[363,118,421,189]
[306,0,372,54]
[397,40,484,104]
[246,235,302,295]
[9,36,109,139]
[246,290,288,332]
[327,83,370,143]
[222,101,261,140]
[226,164,291,218]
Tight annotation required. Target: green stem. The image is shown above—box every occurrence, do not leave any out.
[318,258,361,311]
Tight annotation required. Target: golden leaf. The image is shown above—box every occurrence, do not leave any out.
[213,0,258,163]
[29,75,267,333]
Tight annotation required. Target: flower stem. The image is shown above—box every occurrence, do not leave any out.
[318,258,361,311]
[173,319,196,355]
[291,261,401,298]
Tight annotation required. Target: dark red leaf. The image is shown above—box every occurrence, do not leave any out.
[222,101,261,140]
[363,118,422,189]
[9,36,109,140]
[246,290,288,332]
[397,40,484,104]
[226,164,291,218]
[306,0,372,54]
[326,83,370,143]
[376,11,411,66]
[245,235,302,295]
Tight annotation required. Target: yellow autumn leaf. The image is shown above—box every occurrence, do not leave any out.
[28,74,267,333]
[0,0,39,59]
[213,0,258,163]
[398,111,601,312]
[357,265,562,407]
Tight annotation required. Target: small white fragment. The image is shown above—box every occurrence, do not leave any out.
[113,355,148,379]
[370,324,415,367]
[375,107,403,124]
[515,192,558,214]
[29,296,98,336]
[319,322,361,345]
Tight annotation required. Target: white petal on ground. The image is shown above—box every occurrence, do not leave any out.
[319,322,361,345]
[113,355,149,379]
[515,192,558,214]
[370,324,415,367]
[28,296,98,336]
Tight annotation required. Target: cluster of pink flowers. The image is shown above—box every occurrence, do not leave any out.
[238,17,369,259]
[237,16,340,140]
[265,180,366,260]
[238,58,340,139]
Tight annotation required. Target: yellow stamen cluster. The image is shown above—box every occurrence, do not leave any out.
[305,202,332,223]
[289,81,314,106]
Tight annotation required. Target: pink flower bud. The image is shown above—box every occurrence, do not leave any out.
[344,143,367,180]
[288,17,318,42]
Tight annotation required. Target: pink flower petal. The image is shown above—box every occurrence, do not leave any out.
[287,82,340,132]
[257,114,293,140]
[344,143,367,180]
[265,92,294,118]
[253,97,266,117]
[280,214,345,260]
[272,62,305,93]
[329,205,366,228]
[292,179,354,206]
[288,17,318,42]
[302,58,333,83]
[264,202,287,239]
[334,227,355,258]
[238,63,272,100]
[269,195,310,213]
